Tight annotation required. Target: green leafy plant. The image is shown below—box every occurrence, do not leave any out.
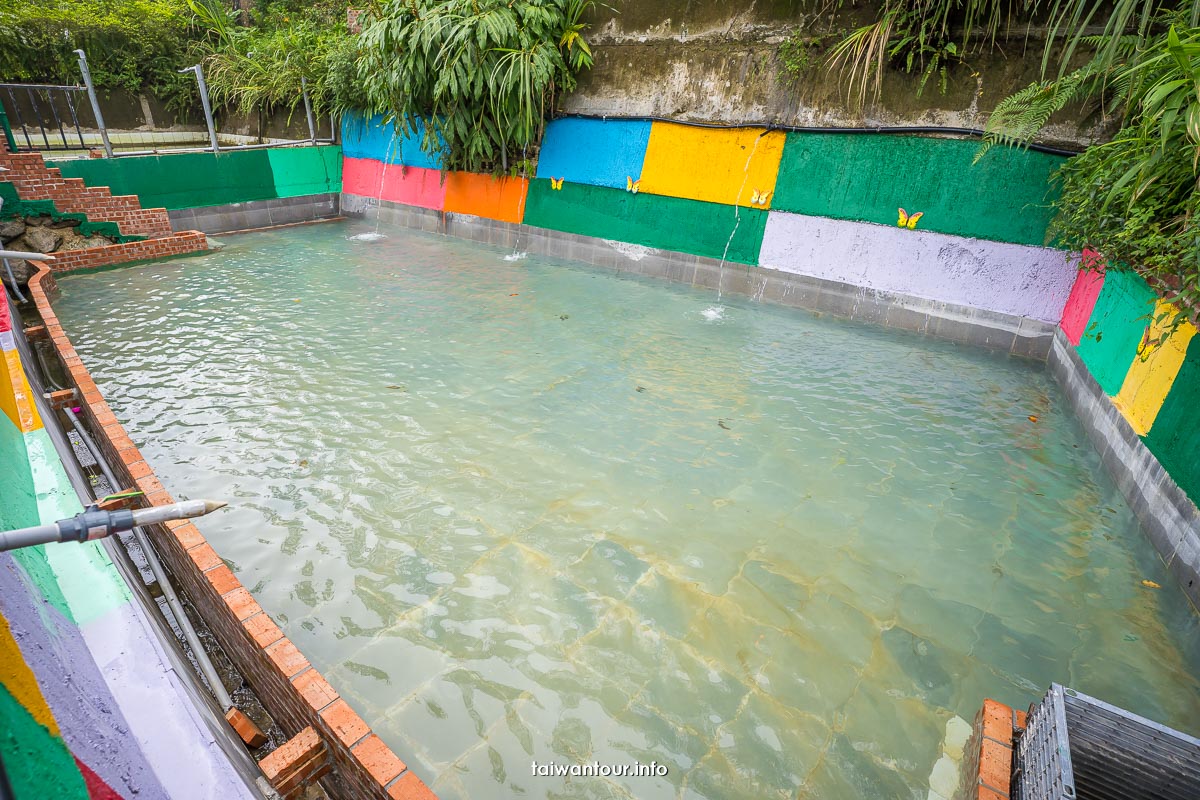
[0,0,198,107]
[977,5,1200,313]
[356,0,597,174]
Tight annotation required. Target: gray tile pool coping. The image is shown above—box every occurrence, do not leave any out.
[170,193,340,235]
[344,192,1200,612]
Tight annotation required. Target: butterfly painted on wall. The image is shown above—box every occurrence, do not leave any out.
[750,189,771,206]
[897,208,924,229]
[627,176,641,193]
[550,177,564,190]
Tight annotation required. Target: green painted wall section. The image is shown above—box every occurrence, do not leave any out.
[267,146,343,198]
[523,179,767,265]
[1075,269,1158,395]
[0,687,89,800]
[49,146,342,211]
[771,134,1064,246]
[0,423,35,532]
[1144,336,1200,501]
[7,428,129,627]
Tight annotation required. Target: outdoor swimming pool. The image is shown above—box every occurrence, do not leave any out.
[55,220,1200,799]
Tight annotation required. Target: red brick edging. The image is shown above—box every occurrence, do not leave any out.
[42,231,208,272]
[28,261,436,800]
[961,698,1027,800]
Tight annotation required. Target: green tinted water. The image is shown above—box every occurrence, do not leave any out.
[55,221,1200,799]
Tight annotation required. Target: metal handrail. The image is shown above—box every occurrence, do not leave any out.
[0,83,86,92]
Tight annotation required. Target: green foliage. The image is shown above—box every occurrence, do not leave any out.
[357,0,596,174]
[1037,21,1200,310]
[778,30,833,83]
[0,0,197,105]
[187,0,359,119]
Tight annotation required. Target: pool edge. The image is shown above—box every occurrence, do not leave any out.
[1047,327,1200,611]
[342,193,1056,361]
[25,260,439,800]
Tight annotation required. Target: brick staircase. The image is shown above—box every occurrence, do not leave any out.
[0,150,174,239]
[0,136,207,272]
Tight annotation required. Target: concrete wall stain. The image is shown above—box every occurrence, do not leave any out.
[772,134,1063,246]
[535,118,651,190]
[523,179,767,264]
[758,210,1076,322]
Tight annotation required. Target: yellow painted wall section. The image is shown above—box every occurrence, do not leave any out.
[0,616,60,735]
[1113,301,1198,435]
[639,123,786,208]
[1,348,42,434]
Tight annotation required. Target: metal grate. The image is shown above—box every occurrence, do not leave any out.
[1014,683,1200,800]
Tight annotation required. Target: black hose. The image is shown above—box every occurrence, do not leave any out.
[551,112,1082,157]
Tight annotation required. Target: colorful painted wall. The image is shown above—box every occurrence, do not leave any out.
[0,300,250,799]
[46,145,342,211]
[340,112,1075,317]
[1058,266,1200,501]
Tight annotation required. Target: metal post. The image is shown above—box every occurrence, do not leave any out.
[301,76,317,144]
[180,65,219,153]
[73,50,113,158]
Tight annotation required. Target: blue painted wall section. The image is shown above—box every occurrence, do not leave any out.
[341,112,444,170]
[535,118,652,190]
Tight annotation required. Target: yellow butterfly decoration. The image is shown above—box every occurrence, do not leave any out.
[750,189,771,206]
[550,177,564,190]
[627,176,641,194]
[897,208,924,229]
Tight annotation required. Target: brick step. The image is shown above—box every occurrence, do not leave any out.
[1,150,175,240]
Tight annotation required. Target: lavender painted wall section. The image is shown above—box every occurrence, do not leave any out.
[758,211,1076,323]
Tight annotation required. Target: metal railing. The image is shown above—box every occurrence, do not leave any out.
[0,83,91,152]
[2,49,336,159]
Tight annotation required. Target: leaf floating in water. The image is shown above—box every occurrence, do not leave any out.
[718,419,731,430]
[1028,415,1039,423]
[635,386,646,393]
[298,459,308,467]
[509,293,519,297]
[1141,579,1162,589]
[386,385,406,391]
[559,314,569,320]
[1124,634,1139,642]
[293,299,301,303]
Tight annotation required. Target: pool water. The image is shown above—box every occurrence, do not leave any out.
[56,221,1200,799]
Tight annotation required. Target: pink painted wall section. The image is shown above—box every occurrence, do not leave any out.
[341,157,446,210]
[1060,267,1106,346]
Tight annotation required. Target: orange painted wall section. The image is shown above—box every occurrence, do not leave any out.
[443,173,529,224]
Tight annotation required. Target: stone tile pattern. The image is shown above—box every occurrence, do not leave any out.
[0,149,174,239]
[958,699,1026,800]
[27,262,437,800]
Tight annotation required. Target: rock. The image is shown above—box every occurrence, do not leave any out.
[23,215,51,227]
[2,259,33,284]
[22,225,63,253]
[58,227,113,250]
[47,217,82,229]
[0,218,25,242]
